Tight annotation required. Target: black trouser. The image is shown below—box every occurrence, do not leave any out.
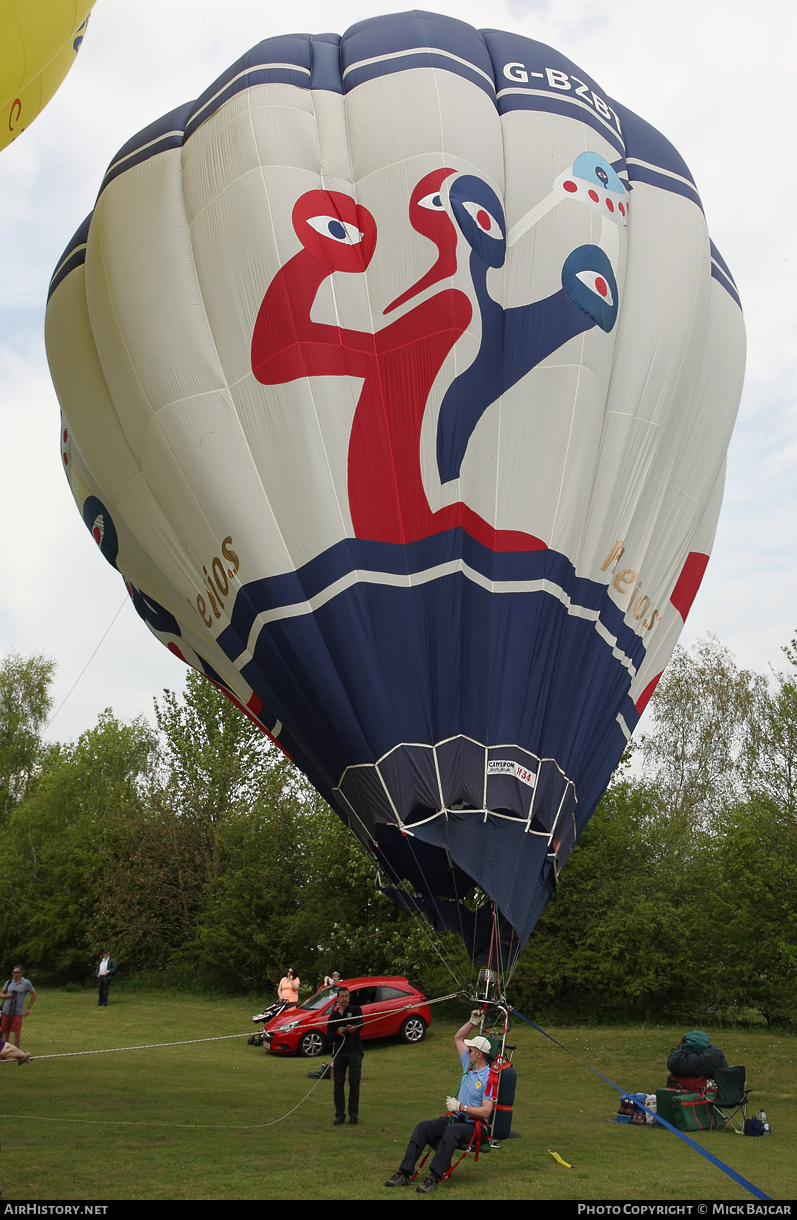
[333,1048,363,1118]
[399,1116,479,1179]
[98,976,111,1006]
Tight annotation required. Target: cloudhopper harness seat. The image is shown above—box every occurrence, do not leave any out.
[410,1055,511,1182]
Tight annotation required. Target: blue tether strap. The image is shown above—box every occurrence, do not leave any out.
[511,1007,771,1201]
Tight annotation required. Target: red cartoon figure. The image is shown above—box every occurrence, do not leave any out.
[250,174,546,552]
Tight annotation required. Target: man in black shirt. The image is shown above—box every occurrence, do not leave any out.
[327,986,364,1125]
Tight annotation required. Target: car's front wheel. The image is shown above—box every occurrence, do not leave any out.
[400,1015,426,1044]
[298,1029,326,1057]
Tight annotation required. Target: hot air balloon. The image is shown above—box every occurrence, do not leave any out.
[45,11,744,972]
[1,0,94,152]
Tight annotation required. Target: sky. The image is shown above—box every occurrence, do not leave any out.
[0,0,794,744]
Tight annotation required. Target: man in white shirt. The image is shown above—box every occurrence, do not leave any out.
[95,951,117,1006]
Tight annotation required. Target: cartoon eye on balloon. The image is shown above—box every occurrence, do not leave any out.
[383,168,458,314]
[460,201,504,240]
[448,175,507,268]
[571,152,625,194]
[306,216,365,245]
[576,270,614,306]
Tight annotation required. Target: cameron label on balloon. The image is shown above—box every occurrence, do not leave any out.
[487,761,537,789]
[45,10,745,963]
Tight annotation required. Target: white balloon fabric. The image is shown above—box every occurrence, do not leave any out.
[46,12,745,960]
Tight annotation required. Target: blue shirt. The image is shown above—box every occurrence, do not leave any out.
[2,978,33,1016]
[458,1049,492,1119]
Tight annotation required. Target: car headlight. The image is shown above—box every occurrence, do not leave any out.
[277,1020,301,1032]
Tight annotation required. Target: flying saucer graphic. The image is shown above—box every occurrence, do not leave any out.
[554,152,629,225]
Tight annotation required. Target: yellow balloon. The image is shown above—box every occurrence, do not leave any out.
[0,0,95,152]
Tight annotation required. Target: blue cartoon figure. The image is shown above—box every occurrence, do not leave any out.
[436,156,623,484]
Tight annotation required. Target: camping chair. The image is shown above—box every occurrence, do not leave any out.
[711,1066,751,1133]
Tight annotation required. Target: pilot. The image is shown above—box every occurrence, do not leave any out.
[384,1009,494,1193]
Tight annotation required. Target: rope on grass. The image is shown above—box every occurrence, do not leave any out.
[511,1006,772,1203]
[1,1031,252,1061]
[0,1043,343,1130]
[0,991,466,1131]
[0,990,464,1063]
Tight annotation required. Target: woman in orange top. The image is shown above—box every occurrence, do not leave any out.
[278,969,300,1006]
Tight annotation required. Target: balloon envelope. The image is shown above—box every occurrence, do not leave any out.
[1,0,94,152]
[46,11,745,961]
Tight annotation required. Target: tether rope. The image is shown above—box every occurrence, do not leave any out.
[2,1031,252,1060]
[0,990,465,1066]
[0,1042,344,1130]
[0,991,464,1132]
[511,1006,771,1203]
[45,593,128,730]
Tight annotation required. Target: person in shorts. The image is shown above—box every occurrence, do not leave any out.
[0,966,36,1048]
[0,1037,32,1064]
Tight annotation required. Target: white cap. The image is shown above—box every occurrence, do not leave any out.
[464,1035,492,1056]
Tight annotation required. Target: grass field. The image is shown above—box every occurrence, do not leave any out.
[0,989,794,1201]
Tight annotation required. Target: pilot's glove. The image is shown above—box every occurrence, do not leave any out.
[445,1096,460,1113]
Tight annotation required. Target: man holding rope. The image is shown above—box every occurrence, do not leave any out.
[327,986,363,1126]
[384,1009,493,1194]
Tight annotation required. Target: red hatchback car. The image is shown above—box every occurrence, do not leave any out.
[262,976,432,1057]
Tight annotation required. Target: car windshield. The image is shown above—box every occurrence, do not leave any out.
[300,986,337,1012]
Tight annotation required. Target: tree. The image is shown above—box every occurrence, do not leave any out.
[0,652,55,821]
[0,711,155,977]
[96,739,318,983]
[92,672,323,980]
[92,671,464,993]
[709,799,797,1022]
[91,672,275,975]
[96,672,281,968]
[153,672,274,824]
[707,636,797,1021]
[640,636,764,823]
[745,634,797,818]
[516,779,712,1019]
